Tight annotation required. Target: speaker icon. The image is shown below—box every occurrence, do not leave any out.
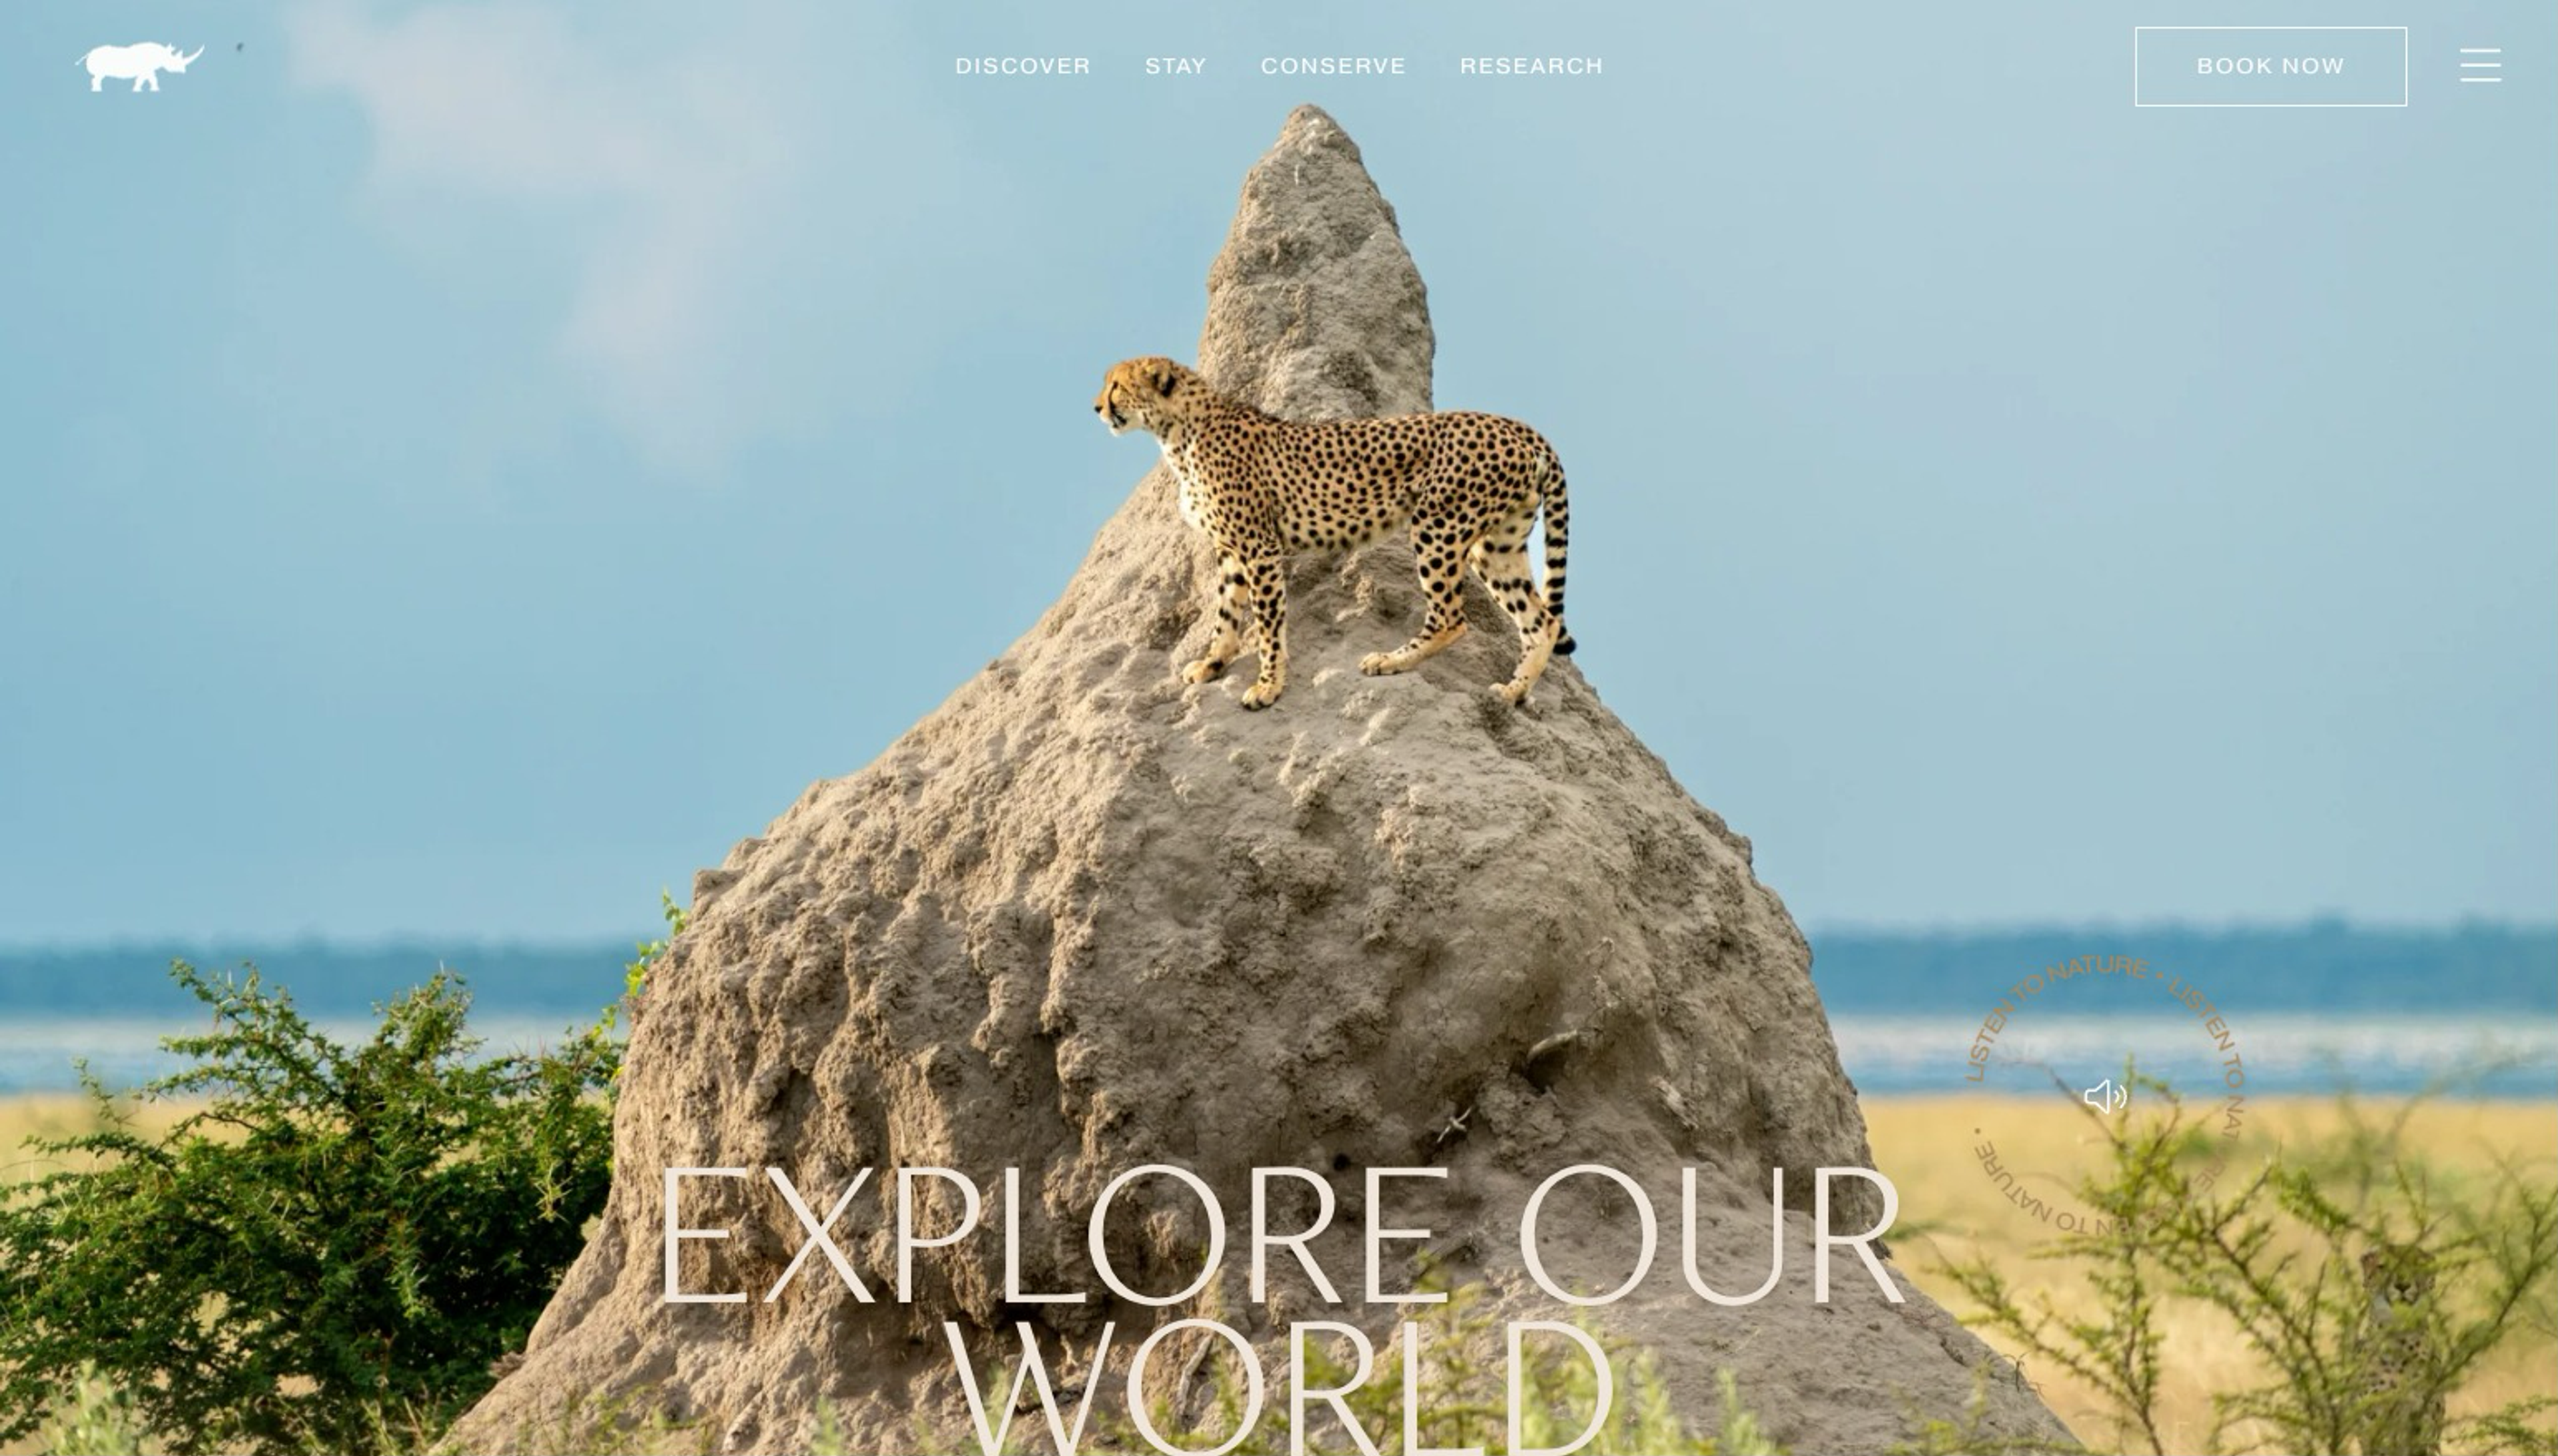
[2082,1078,2129,1114]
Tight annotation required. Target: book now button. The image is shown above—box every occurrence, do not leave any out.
[2134,27,2410,107]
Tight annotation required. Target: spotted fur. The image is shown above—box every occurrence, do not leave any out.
[1094,356,1573,710]
[2357,1244,2443,1456]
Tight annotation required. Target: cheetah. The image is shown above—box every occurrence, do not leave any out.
[2355,1244,2443,1456]
[1093,356,1573,710]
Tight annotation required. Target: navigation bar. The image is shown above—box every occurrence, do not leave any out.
[951,53,1604,79]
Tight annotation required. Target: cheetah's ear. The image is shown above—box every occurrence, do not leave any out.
[1152,366,1177,398]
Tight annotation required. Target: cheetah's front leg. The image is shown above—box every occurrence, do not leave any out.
[1182,554,1249,685]
[1241,557,1288,709]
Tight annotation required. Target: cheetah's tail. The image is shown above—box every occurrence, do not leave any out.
[1541,447,1574,655]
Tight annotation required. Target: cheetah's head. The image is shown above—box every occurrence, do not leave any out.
[2361,1244,2437,1306]
[1094,356,1196,438]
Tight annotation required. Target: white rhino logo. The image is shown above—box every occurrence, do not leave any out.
[80,42,205,93]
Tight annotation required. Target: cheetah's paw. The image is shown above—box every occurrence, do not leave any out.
[1181,657,1228,685]
[1241,680,1284,710]
[1359,651,1403,676]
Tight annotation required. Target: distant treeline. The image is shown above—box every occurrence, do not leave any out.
[1807,920,2558,1014]
[0,940,642,1019]
[1,920,2551,1019]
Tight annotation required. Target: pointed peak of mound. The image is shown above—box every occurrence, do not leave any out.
[1202,105,1434,418]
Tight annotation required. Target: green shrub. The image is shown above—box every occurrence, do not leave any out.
[1935,1070,2558,1456]
[0,961,616,1455]
[600,893,687,1046]
[31,1362,147,1456]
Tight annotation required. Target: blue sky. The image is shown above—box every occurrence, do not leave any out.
[2,2,2551,942]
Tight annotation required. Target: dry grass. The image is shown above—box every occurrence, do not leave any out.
[0,1095,200,1190]
[1867,1093,2558,1454]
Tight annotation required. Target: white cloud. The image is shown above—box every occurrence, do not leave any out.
[288,0,812,472]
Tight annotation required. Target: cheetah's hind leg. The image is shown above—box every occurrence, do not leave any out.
[1478,530,1559,706]
[1360,522,1474,677]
